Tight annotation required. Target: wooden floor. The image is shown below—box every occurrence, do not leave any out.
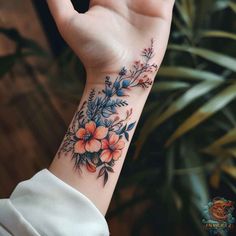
[0,0,77,197]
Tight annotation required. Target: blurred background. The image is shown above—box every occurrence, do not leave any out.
[0,0,235,235]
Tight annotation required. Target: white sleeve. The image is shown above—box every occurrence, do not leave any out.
[0,169,110,236]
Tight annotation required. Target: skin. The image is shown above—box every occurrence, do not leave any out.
[47,0,174,215]
[47,0,174,78]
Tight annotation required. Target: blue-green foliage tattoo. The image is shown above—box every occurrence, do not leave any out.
[58,39,158,186]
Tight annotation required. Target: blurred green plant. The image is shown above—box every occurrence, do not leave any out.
[112,0,236,235]
[1,0,236,235]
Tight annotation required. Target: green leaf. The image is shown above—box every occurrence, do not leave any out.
[203,128,236,158]
[152,81,189,92]
[222,165,236,179]
[0,54,17,77]
[134,80,223,159]
[229,1,236,13]
[200,30,236,41]
[168,44,236,72]
[166,83,236,146]
[172,15,192,39]
[179,138,210,206]
[158,66,223,81]
[185,0,196,25]
[156,81,223,126]
[222,107,236,127]
[227,148,236,158]
[205,128,236,151]
[175,1,192,28]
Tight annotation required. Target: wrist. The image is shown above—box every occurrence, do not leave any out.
[84,39,159,90]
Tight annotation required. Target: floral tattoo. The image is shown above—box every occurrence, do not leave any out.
[58,39,158,186]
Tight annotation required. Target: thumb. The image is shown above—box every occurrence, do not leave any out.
[47,0,76,19]
[47,0,77,29]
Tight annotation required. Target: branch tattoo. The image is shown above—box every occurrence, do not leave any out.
[58,39,158,186]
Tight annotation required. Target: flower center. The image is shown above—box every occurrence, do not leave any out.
[84,132,92,141]
[109,144,116,151]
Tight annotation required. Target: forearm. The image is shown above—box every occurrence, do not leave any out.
[49,40,159,215]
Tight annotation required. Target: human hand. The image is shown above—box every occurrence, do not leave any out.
[47,0,174,82]
[48,0,175,210]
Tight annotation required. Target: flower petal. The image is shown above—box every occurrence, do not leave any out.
[101,139,109,149]
[100,150,112,163]
[94,126,108,140]
[85,121,96,135]
[74,140,86,154]
[85,139,101,153]
[114,139,125,150]
[112,150,122,161]
[109,132,119,145]
[86,161,97,173]
[76,128,86,139]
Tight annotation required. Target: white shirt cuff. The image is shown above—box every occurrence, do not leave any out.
[0,169,110,236]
